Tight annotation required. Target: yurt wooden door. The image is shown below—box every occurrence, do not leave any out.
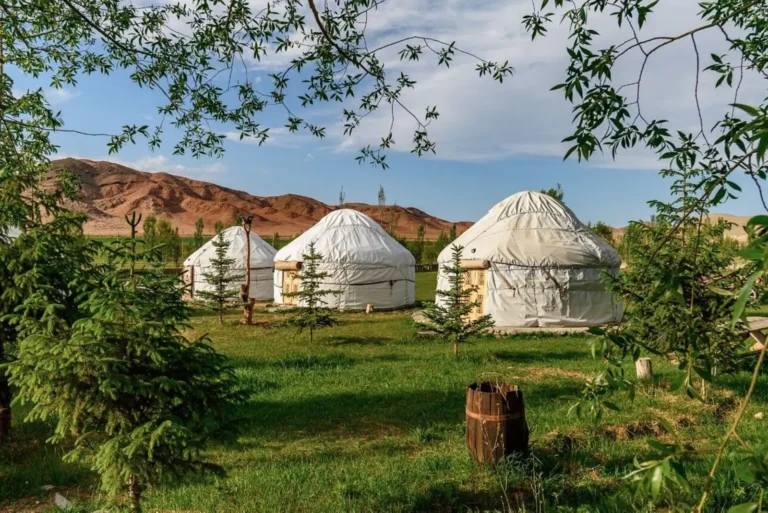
[461,260,489,321]
[282,271,301,305]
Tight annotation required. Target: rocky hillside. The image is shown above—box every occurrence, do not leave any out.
[46,158,471,238]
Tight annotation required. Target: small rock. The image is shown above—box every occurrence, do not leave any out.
[54,492,72,511]
[755,412,765,420]
[41,485,55,491]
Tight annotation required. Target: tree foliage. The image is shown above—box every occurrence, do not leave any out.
[284,242,342,343]
[9,223,246,512]
[419,245,494,356]
[193,218,205,249]
[589,220,615,246]
[540,183,565,203]
[525,0,768,508]
[197,230,244,324]
[4,0,512,170]
[412,224,426,265]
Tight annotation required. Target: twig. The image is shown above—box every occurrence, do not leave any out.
[695,341,767,512]
[691,34,711,148]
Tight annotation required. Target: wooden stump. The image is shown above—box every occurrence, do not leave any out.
[635,357,653,381]
[466,382,528,464]
[365,304,374,314]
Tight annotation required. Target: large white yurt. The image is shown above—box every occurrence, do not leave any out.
[273,209,416,310]
[437,191,622,328]
[183,226,277,300]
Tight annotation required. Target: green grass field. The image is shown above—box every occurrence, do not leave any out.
[3,275,768,512]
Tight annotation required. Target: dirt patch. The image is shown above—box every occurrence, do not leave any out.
[645,407,697,429]
[537,430,586,456]
[518,367,591,382]
[601,420,665,441]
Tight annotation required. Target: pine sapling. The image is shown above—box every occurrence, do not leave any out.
[284,241,342,343]
[197,231,243,324]
[420,244,495,356]
[9,217,246,513]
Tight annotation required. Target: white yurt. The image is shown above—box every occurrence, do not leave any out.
[437,191,622,328]
[273,209,416,310]
[183,226,277,300]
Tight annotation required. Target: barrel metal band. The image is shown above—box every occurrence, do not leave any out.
[465,409,521,422]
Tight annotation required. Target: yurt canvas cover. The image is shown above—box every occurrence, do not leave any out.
[183,226,276,300]
[437,191,622,327]
[273,209,416,310]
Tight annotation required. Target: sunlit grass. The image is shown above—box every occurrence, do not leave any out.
[3,276,767,512]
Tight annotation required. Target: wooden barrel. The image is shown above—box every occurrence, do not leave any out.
[466,382,528,464]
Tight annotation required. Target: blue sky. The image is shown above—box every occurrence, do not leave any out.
[15,0,765,226]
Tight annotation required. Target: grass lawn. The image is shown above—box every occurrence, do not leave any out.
[3,277,768,512]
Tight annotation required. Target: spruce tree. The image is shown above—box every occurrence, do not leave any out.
[284,242,342,343]
[197,231,244,324]
[420,244,495,357]
[9,217,246,512]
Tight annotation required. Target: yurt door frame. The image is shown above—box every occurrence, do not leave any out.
[461,260,489,321]
[183,266,194,299]
[275,261,303,305]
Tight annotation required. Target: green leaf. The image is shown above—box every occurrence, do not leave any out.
[669,373,686,392]
[747,216,768,228]
[732,103,760,117]
[693,366,713,382]
[727,503,758,513]
[733,272,759,327]
[650,464,663,497]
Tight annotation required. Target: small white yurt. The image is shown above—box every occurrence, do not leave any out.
[183,226,277,300]
[273,209,416,310]
[437,191,622,328]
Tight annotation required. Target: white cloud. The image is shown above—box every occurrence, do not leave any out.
[300,0,766,170]
[46,88,80,105]
[304,153,315,161]
[13,87,81,105]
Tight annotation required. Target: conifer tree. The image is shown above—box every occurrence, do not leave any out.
[9,217,246,512]
[284,242,342,343]
[197,231,244,324]
[420,244,495,357]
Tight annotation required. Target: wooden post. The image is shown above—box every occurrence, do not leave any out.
[635,357,653,381]
[241,215,255,325]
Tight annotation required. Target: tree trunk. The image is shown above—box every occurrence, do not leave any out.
[218,310,223,325]
[635,357,653,381]
[453,341,459,357]
[242,218,253,325]
[128,475,142,513]
[243,298,255,325]
[310,327,314,344]
[0,340,10,445]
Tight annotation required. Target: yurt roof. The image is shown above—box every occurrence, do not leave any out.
[274,209,415,267]
[183,226,276,268]
[439,191,620,268]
